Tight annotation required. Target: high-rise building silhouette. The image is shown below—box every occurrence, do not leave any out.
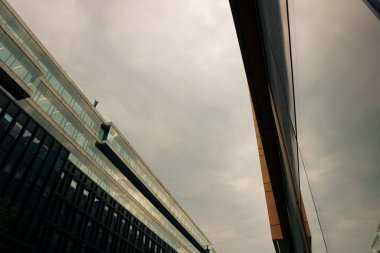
[229,1,312,252]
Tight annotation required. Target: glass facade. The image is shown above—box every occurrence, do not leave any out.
[229,0,311,252]
[0,1,213,252]
[256,1,308,252]
[0,92,177,253]
[256,0,299,198]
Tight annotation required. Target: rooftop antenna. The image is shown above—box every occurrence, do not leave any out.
[93,99,99,108]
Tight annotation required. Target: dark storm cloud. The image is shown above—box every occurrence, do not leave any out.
[8,0,274,252]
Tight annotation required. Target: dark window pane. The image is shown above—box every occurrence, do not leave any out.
[84,220,93,241]
[107,234,113,251]
[46,232,60,252]
[97,227,103,248]
[70,180,77,190]
[64,239,74,253]
[38,144,49,159]
[0,113,13,134]
[72,213,82,235]
[57,204,68,227]
[21,129,32,146]
[92,197,100,216]
[80,188,89,209]
[0,92,9,108]
[66,179,78,200]
[30,136,41,154]
[9,121,23,139]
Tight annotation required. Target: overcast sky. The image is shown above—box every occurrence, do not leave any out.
[293,0,380,252]
[8,0,380,252]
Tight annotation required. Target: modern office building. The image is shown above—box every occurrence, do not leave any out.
[229,0,312,252]
[0,1,214,252]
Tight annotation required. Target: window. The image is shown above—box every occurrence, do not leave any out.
[48,75,61,90]
[9,121,23,139]
[47,232,60,251]
[107,234,113,250]
[73,102,83,116]
[72,213,82,235]
[30,137,41,154]
[80,188,89,208]
[64,239,74,253]
[97,227,103,247]
[84,221,93,241]
[76,133,86,147]
[136,230,140,243]
[120,218,126,234]
[61,89,72,105]
[64,121,75,137]
[51,109,64,126]
[57,204,68,226]
[92,197,100,216]
[21,129,32,146]
[0,113,13,134]
[111,212,118,230]
[37,95,52,112]
[67,179,78,200]
[70,180,78,190]
[102,205,109,223]
[38,144,49,159]
[83,114,93,129]
[53,150,66,172]
[129,224,133,239]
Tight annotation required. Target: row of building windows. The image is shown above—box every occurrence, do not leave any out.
[28,77,185,247]
[27,76,194,250]
[45,163,175,253]
[0,3,102,136]
[0,88,176,253]
[0,28,40,87]
[0,38,195,249]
